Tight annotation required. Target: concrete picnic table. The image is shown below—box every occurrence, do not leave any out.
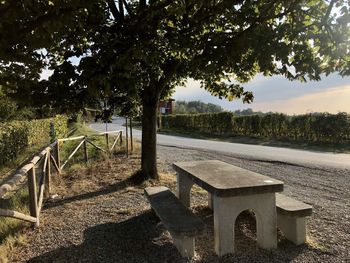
[173,160,284,256]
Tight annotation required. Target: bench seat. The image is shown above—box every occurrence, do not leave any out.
[276,193,313,245]
[144,186,205,257]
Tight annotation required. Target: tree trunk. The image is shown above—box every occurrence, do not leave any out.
[141,93,159,180]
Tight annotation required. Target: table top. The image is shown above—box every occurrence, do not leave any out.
[173,160,284,197]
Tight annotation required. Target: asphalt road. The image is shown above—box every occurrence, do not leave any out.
[89,117,350,170]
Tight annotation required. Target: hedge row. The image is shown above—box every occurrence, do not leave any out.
[162,112,350,144]
[0,115,68,165]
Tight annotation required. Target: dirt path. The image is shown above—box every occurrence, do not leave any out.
[8,146,350,262]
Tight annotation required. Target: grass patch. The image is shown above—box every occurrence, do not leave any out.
[58,122,127,170]
[0,188,29,263]
[158,128,350,153]
[306,236,329,253]
[0,232,26,263]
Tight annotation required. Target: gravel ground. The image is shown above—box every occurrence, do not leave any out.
[8,145,350,263]
[157,145,350,262]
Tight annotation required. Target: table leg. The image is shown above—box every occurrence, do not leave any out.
[213,193,277,256]
[208,192,213,210]
[213,196,235,256]
[176,174,194,207]
[255,193,277,250]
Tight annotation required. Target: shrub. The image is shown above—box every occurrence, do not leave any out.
[0,98,17,121]
[0,115,68,165]
[162,112,350,144]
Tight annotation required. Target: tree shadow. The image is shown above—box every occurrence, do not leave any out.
[28,211,186,263]
[28,206,328,262]
[44,178,133,210]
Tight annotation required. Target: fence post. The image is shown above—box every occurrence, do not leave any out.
[54,140,61,173]
[105,133,109,152]
[158,109,162,131]
[83,136,88,163]
[130,117,133,153]
[120,131,123,146]
[44,150,51,199]
[125,117,129,157]
[28,166,39,227]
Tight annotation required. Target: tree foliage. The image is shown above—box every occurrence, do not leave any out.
[0,91,36,121]
[1,1,349,101]
[1,0,350,178]
[233,108,265,116]
[174,100,224,114]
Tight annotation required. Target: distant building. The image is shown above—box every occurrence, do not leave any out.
[158,98,175,115]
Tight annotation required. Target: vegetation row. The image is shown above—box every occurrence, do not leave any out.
[162,112,350,144]
[0,115,68,165]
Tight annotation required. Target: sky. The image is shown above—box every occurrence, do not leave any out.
[173,74,350,114]
[42,68,350,114]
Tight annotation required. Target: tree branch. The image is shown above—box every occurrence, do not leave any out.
[119,0,124,18]
[323,0,336,23]
[107,0,121,20]
[122,0,132,16]
[157,60,181,92]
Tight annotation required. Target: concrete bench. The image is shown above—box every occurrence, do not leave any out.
[144,186,205,258]
[276,193,313,245]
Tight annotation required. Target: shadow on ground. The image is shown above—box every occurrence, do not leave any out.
[27,207,326,263]
[45,178,133,210]
[27,211,184,263]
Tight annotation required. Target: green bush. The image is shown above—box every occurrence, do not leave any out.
[162,112,234,134]
[26,115,68,145]
[162,112,350,144]
[0,98,17,121]
[0,122,29,164]
[0,115,68,165]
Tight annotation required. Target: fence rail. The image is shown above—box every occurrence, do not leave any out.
[0,130,123,226]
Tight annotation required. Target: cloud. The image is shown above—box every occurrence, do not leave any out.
[173,74,350,113]
[253,85,350,114]
[246,74,350,102]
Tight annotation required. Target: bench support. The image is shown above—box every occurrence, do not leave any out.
[176,174,194,207]
[213,193,277,256]
[277,214,306,245]
[172,233,195,258]
[145,186,204,258]
[275,193,312,245]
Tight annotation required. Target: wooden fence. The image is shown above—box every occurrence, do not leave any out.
[0,130,123,227]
